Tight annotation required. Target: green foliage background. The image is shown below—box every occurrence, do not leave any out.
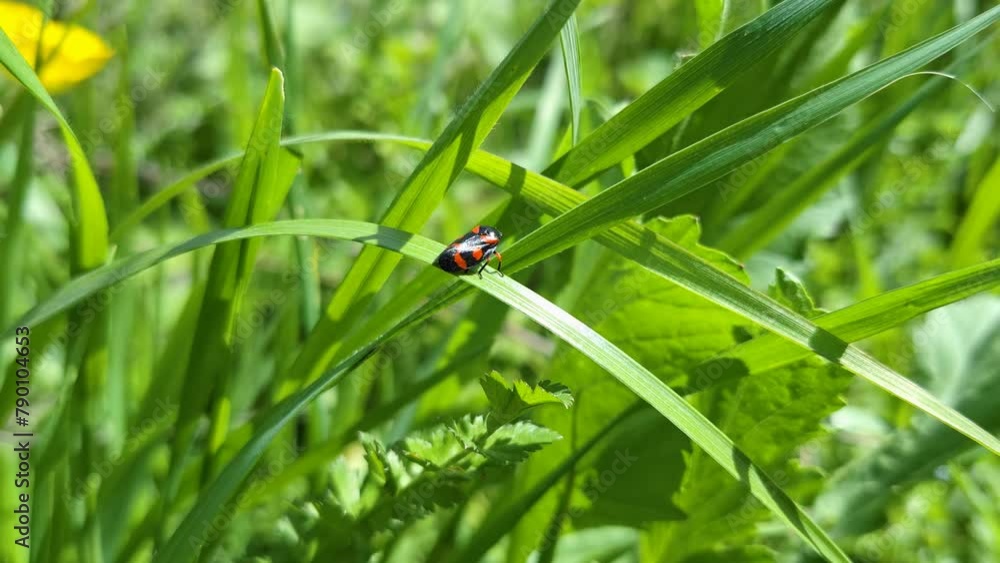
[0,1,998,562]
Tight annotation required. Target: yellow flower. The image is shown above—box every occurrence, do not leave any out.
[0,1,113,93]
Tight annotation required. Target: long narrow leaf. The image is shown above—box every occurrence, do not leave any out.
[543,0,839,186]
[0,26,108,271]
[558,13,582,145]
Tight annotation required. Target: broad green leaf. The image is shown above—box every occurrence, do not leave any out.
[480,371,573,424]
[545,527,639,563]
[279,0,584,399]
[509,216,748,556]
[8,220,848,562]
[645,271,851,561]
[686,258,1000,394]
[815,297,1000,537]
[544,0,839,187]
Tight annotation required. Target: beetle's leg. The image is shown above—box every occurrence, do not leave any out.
[495,253,504,277]
[477,260,488,278]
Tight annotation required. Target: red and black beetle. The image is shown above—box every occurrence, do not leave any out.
[434,225,504,278]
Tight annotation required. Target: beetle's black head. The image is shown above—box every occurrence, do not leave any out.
[478,225,502,241]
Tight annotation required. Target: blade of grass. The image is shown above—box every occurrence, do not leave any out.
[0,102,35,328]
[543,0,839,187]
[0,25,108,272]
[26,220,847,563]
[158,68,298,544]
[715,69,973,257]
[506,5,1000,276]
[951,157,1000,268]
[695,0,727,50]
[277,0,583,401]
[681,257,1000,394]
[1,17,112,563]
[558,13,582,145]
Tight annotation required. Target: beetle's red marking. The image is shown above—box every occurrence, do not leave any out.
[472,247,484,260]
[453,252,469,270]
[472,225,481,234]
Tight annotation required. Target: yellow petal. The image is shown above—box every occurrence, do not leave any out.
[0,2,113,93]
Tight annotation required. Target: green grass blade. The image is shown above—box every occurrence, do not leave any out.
[154,344,377,563]
[695,0,726,49]
[0,26,108,272]
[10,220,847,562]
[0,104,35,327]
[952,158,1000,267]
[109,153,241,242]
[685,258,1000,393]
[543,0,839,186]
[256,0,284,68]
[714,73,953,257]
[279,0,583,398]
[158,68,297,540]
[512,6,1000,274]
[558,13,582,145]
